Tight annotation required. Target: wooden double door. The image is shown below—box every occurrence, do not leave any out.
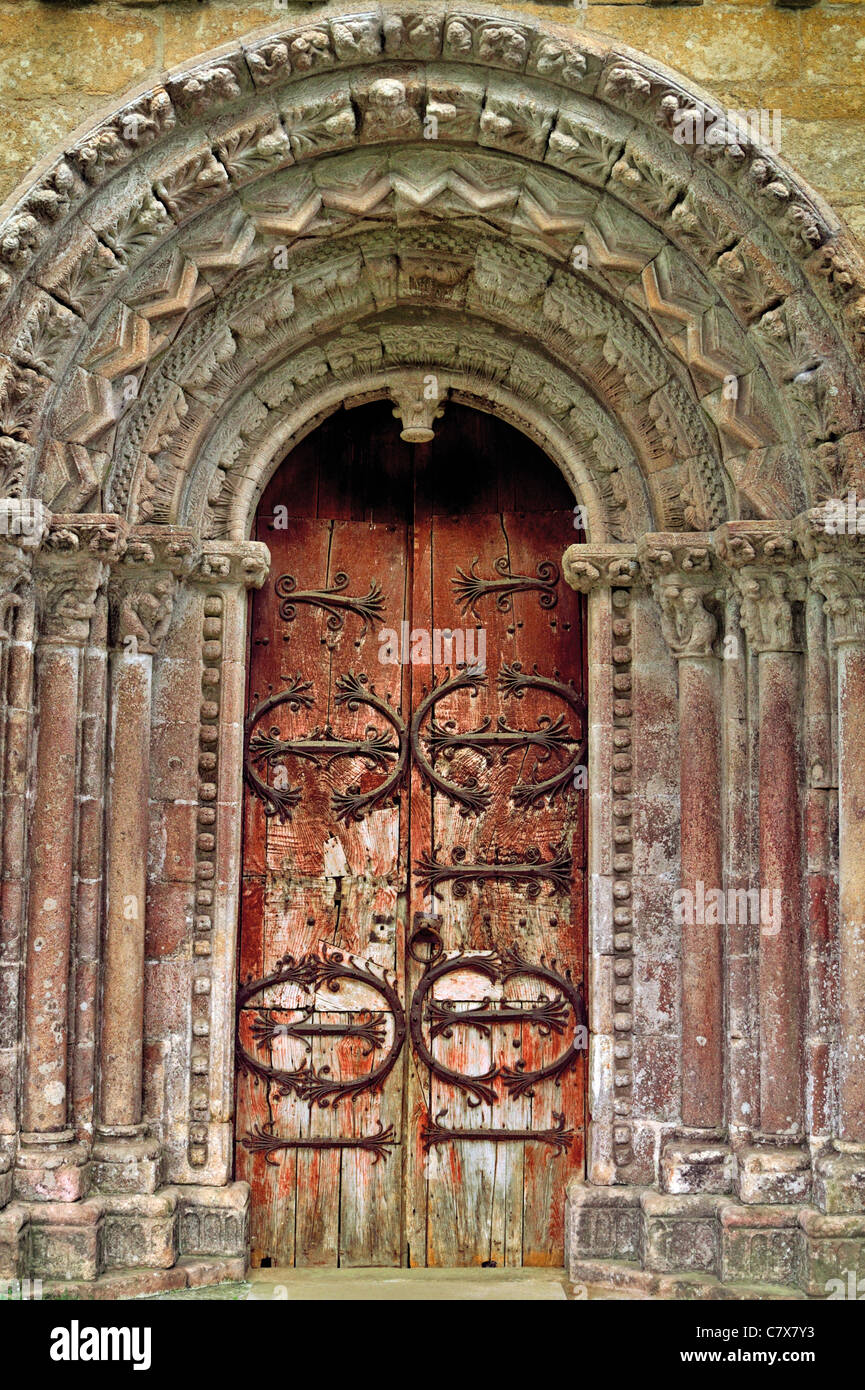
[236,403,587,1267]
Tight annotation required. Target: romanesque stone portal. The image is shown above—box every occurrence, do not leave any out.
[0,3,865,1295]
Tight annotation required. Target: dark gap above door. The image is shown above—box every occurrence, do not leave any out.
[255,401,575,527]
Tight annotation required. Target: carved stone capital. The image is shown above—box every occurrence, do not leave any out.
[562,543,639,593]
[797,509,865,647]
[35,559,107,645]
[715,522,803,654]
[637,534,720,660]
[106,527,197,653]
[33,514,126,643]
[0,542,33,597]
[0,544,32,639]
[389,374,446,443]
[192,541,271,590]
[109,572,176,655]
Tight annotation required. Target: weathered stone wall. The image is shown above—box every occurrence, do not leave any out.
[3,1,865,243]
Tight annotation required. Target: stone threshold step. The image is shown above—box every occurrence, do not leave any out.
[244,1266,572,1301]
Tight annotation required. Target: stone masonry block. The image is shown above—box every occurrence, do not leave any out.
[100,1192,177,1270]
[170,1181,250,1258]
[565,1181,643,1277]
[719,1203,804,1288]
[29,1200,102,1282]
[641,1191,721,1275]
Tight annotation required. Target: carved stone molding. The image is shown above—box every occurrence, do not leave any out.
[715,521,804,654]
[637,533,720,660]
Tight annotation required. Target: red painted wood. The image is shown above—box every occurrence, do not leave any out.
[236,402,585,1267]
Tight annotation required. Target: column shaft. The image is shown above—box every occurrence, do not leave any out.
[21,642,80,1133]
[98,650,152,1129]
[679,656,724,1128]
[757,649,804,1136]
[836,641,865,1142]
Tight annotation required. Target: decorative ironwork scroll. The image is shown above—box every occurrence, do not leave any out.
[409,952,501,1105]
[236,946,406,1108]
[244,671,408,823]
[496,947,587,1099]
[497,662,586,809]
[414,843,572,899]
[409,947,586,1107]
[422,1112,575,1155]
[410,668,491,815]
[251,1008,387,1054]
[410,664,585,817]
[274,571,386,634]
[242,675,314,821]
[242,1120,395,1165]
[425,995,569,1041]
[452,557,559,620]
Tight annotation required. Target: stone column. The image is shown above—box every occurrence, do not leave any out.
[15,515,122,1201]
[0,502,47,1162]
[181,542,269,1184]
[638,535,730,1194]
[93,528,196,1194]
[71,592,109,1143]
[563,544,641,1182]
[799,511,865,1211]
[718,522,809,1204]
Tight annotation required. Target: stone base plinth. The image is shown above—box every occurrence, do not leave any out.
[91,1134,163,1195]
[813,1149,865,1214]
[566,1180,865,1297]
[39,1257,249,1301]
[1,1179,249,1289]
[661,1142,733,1195]
[14,1138,91,1203]
[736,1146,812,1204]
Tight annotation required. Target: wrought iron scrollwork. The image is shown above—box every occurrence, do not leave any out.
[242,675,314,821]
[244,672,408,823]
[414,843,572,899]
[409,947,586,1107]
[274,571,386,635]
[410,664,585,818]
[409,952,501,1106]
[236,946,406,1107]
[496,947,587,1099]
[425,995,569,1041]
[251,1008,387,1055]
[242,1120,396,1165]
[452,556,559,620]
[410,668,491,815]
[422,1111,575,1155]
[497,662,586,809]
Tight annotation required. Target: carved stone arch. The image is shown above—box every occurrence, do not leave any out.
[134,299,662,542]
[1,5,864,527]
[88,214,729,540]
[185,364,637,543]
